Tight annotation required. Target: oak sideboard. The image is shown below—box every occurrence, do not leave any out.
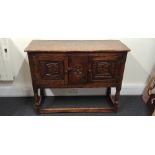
[25,40,130,114]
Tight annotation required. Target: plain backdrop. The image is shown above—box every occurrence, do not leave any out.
[0,38,154,96]
[0,1,155,155]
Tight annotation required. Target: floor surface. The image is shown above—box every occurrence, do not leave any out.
[0,96,149,116]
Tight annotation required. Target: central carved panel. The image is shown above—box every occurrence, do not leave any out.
[68,55,88,84]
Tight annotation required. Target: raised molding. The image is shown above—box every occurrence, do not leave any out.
[0,83,145,97]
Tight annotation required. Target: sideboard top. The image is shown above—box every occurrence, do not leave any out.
[25,40,130,52]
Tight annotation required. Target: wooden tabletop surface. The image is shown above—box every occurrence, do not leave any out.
[25,40,130,52]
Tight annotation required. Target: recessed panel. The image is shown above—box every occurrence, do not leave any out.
[92,61,112,80]
[32,54,67,87]
[90,54,123,82]
[39,61,64,80]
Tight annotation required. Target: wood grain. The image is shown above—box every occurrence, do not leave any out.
[25,40,130,114]
[25,40,130,52]
[40,107,115,114]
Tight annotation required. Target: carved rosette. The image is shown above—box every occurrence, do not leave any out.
[71,65,83,77]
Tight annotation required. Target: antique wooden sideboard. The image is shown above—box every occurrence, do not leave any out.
[25,40,130,114]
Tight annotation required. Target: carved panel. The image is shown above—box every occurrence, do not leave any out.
[46,63,59,76]
[92,60,114,80]
[94,61,111,76]
[68,55,88,84]
[39,61,64,80]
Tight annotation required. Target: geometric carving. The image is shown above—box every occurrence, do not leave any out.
[71,64,83,77]
[95,62,111,75]
[40,61,64,80]
[68,55,88,85]
[46,63,59,76]
[92,61,113,80]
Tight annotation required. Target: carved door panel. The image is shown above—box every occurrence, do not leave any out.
[89,53,125,83]
[68,55,88,85]
[34,54,68,86]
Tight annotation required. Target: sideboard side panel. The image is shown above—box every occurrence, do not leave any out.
[28,53,38,89]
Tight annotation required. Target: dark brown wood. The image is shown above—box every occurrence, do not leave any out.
[106,87,111,97]
[68,55,88,84]
[114,87,121,112]
[25,40,130,114]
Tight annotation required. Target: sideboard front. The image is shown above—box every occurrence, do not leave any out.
[28,52,127,88]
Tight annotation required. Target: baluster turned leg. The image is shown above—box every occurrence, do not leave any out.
[106,87,111,96]
[114,87,121,112]
[40,88,44,96]
[33,88,41,114]
[40,88,45,107]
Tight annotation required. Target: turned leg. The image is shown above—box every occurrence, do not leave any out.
[106,87,112,104]
[114,87,121,112]
[40,88,45,107]
[106,87,111,96]
[33,88,42,114]
[40,88,45,97]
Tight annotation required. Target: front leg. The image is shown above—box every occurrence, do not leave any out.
[40,88,45,107]
[106,87,111,97]
[114,86,121,112]
[33,88,42,114]
[40,88,45,97]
